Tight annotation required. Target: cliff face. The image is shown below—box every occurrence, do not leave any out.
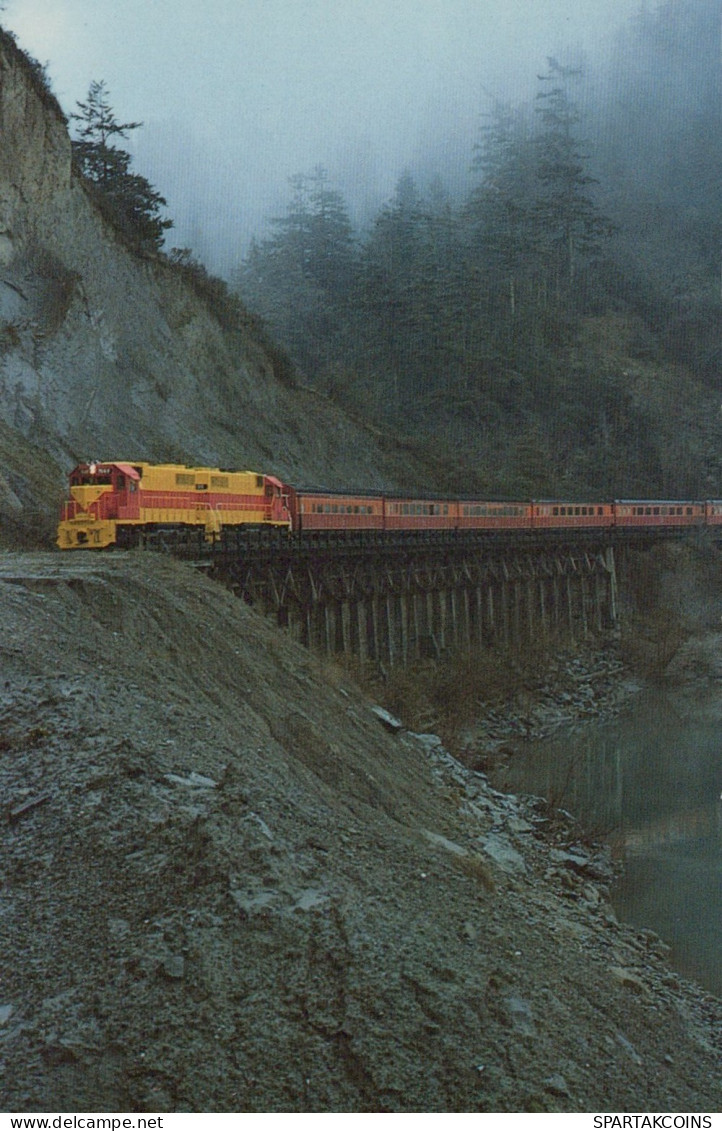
[0,30,412,545]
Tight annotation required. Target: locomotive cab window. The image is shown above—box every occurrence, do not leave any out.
[75,469,112,485]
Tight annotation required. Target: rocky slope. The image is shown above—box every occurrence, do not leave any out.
[1,552,721,1113]
[0,29,431,548]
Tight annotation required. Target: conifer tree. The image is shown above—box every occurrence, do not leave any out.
[358,171,427,405]
[533,59,614,296]
[236,167,356,378]
[71,80,172,252]
[466,100,538,324]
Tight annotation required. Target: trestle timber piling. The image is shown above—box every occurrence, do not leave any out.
[204,532,619,665]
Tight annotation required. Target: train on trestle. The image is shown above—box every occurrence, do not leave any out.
[55,459,722,550]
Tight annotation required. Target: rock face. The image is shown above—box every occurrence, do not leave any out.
[0,30,418,544]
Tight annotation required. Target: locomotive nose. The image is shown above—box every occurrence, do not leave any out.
[56,525,88,548]
[56,519,116,549]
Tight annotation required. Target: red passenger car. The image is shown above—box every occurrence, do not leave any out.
[533,501,614,530]
[457,500,532,531]
[614,500,705,529]
[384,496,458,531]
[293,490,385,532]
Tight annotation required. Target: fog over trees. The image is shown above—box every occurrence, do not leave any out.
[233,0,722,496]
[11,0,719,498]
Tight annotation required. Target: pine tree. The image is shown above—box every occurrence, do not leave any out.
[257,166,355,295]
[305,166,356,296]
[235,168,356,379]
[533,59,614,296]
[71,80,172,252]
[358,171,427,406]
[466,100,539,324]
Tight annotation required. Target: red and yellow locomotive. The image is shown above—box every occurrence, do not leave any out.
[56,460,292,549]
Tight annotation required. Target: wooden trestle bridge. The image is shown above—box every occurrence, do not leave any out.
[189,530,621,664]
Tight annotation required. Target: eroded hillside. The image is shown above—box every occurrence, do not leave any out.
[0,554,721,1112]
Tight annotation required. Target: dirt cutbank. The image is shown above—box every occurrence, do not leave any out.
[1,552,721,1113]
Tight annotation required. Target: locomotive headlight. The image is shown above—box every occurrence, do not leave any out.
[89,461,97,476]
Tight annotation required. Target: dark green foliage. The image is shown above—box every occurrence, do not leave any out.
[234,166,356,380]
[235,59,616,441]
[594,0,722,378]
[533,60,616,295]
[71,80,172,253]
[234,1,722,497]
[466,101,538,324]
[356,171,431,406]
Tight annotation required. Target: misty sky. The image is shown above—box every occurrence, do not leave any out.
[5,0,644,274]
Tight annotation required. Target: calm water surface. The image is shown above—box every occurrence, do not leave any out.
[494,693,722,995]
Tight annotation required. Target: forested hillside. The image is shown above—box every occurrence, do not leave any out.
[235,0,722,499]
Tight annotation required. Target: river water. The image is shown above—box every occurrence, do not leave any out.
[494,693,722,996]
